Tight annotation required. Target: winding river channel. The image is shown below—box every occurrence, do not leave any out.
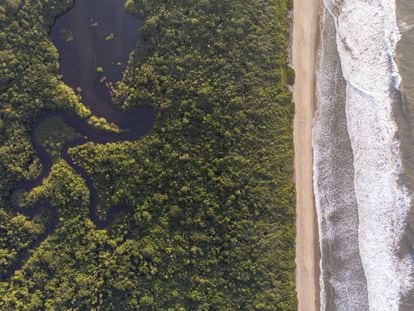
[4,0,155,279]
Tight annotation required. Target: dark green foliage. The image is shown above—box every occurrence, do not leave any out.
[22,160,90,220]
[0,0,296,309]
[287,66,296,86]
[0,0,90,204]
[35,117,81,160]
[0,210,45,277]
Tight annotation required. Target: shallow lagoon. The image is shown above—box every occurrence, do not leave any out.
[50,0,148,126]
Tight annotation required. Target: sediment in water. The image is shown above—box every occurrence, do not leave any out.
[313,6,369,310]
[314,0,414,309]
[394,0,414,309]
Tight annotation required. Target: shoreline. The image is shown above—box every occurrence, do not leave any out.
[291,0,321,309]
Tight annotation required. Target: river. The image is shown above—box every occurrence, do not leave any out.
[4,0,155,279]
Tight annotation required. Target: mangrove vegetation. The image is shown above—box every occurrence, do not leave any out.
[0,0,296,309]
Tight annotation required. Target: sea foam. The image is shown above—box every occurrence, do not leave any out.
[314,7,369,310]
[315,0,414,309]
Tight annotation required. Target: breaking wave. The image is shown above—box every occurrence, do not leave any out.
[314,0,414,309]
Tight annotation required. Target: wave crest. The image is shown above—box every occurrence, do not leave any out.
[315,0,414,309]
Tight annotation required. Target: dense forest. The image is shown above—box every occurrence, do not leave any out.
[0,0,296,309]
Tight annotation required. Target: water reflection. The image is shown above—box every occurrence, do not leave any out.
[50,0,149,126]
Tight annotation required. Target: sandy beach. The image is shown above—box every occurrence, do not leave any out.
[292,0,321,309]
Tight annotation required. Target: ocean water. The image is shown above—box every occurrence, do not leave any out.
[397,0,414,112]
[396,0,414,309]
[314,7,368,310]
[314,0,414,309]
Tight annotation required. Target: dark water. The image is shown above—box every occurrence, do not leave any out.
[50,0,150,126]
[4,0,155,279]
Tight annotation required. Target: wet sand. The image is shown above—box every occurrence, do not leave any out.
[291,0,321,309]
